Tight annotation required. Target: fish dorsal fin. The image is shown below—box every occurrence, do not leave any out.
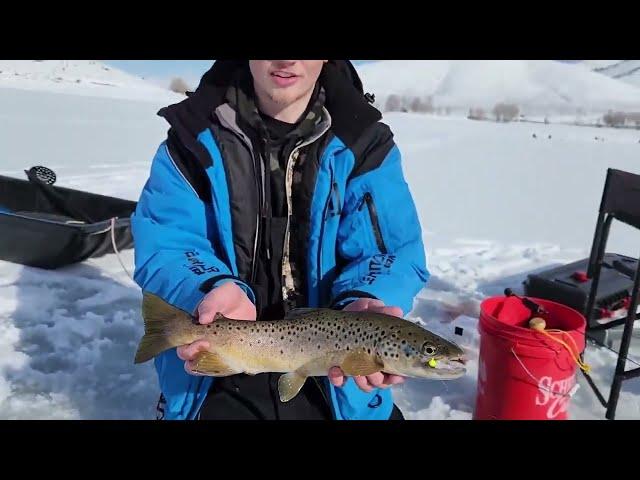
[284,308,327,320]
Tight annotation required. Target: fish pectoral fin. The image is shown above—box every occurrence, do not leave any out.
[193,352,237,376]
[278,371,308,403]
[340,351,384,377]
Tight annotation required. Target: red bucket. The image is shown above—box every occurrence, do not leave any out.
[473,295,587,420]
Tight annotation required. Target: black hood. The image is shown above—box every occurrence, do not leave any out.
[158,60,381,167]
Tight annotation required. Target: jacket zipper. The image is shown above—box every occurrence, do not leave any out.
[250,147,264,282]
[358,192,387,254]
[282,121,332,302]
[316,164,335,304]
[213,119,262,284]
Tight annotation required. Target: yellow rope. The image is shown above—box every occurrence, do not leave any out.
[529,318,591,373]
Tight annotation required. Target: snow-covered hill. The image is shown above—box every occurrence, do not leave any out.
[356,60,640,118]
[583,60,640,88]
[0,60,183,102]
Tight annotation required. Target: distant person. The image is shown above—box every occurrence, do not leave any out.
[131,60,429,420]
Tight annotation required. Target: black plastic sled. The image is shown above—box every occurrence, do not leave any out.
[0,166,137,269]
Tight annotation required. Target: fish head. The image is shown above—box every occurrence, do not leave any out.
[378,322,467,380]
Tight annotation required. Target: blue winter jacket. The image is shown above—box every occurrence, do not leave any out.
[131,60,429,420]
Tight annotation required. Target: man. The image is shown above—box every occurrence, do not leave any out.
[132,60,429,420]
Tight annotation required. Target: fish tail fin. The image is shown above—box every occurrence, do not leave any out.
[134,292,192,364]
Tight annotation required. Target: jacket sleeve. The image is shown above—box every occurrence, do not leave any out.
[131,141,255,315]
[330,126,430,315]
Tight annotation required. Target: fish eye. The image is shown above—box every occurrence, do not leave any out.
[422,343,437,356]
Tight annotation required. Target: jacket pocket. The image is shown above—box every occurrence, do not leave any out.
[357,192,387,254]
[325,182,342,219]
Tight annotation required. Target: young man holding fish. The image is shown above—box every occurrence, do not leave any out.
[131,60,460,420]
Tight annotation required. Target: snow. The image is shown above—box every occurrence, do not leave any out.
[583,60,640,89]
[582,60,624,71]
[357,60,640,117]
[1,62,640,419]
[0,60,183,103]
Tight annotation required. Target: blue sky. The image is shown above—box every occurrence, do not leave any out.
[106,60,373,88]
[106,60,214,87]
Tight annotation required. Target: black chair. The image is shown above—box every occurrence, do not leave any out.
[582,168,640,420]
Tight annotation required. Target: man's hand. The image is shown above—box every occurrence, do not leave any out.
[177,282,256,375]
[328,298,406,392]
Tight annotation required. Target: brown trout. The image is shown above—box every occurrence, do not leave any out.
[135,293,467,402]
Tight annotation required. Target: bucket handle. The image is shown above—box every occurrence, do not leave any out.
[510,346,580,399]
[534,328,591,374]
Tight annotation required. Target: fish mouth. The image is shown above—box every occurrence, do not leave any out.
[451,355,467,366]
[425,356,467,379]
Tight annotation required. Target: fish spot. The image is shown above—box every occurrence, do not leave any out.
[317,345,321,349]
[384,352,388,357]
[402,340,407,345]
[280,350,284,355]
[206,325,211,329]
[281,336,284,340]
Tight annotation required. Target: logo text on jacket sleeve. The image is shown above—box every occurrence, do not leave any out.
[362,254,396,285]
[183,250,220,276]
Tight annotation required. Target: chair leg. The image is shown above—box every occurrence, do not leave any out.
[585,215,613,327]
[605,259,640,420]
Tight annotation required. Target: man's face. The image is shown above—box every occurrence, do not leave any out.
[249,60,327,107]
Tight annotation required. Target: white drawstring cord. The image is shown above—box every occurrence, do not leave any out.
[110,217,134,281]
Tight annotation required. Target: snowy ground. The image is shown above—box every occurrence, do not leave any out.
[1,88,640,419]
